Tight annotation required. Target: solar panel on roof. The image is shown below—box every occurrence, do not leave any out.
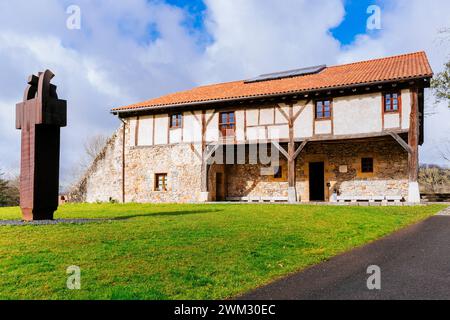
[244,64,326,83]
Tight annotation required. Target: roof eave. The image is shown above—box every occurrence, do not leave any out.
[111,74,433,116]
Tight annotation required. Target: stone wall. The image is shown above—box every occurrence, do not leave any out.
[71,126,124,203]
[227,161,289,198]
[76,122,409,203]
[124,143,202,203]
[223,137,409,201]
[73,123,204,203]
[295,137,409,201]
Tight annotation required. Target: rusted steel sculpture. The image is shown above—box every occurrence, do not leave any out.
[16,70,67,221]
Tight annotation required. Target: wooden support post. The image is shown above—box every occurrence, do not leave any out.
[200,111,208,194]
[201,161,209,191]
[287,104,297,202]
[273,103,309,202]
[120,118,126,204]
[199,110,216,201]
[408,88,420,203]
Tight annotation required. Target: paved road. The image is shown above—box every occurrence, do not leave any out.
[240,207,450,300]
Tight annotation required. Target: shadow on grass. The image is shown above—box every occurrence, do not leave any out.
[112,209,224,220]
[0,209,225,224]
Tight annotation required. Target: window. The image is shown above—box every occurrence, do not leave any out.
[273,166,282,179]
[219,111,236,137]
[315,100,332,119]
[170,113,182,128]
[361,158,374,173]
[384,92,400,112]
[155,173,168,191]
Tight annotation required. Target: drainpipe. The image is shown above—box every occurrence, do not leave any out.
[119,118,127,203]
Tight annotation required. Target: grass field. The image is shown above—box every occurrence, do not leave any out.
[0,203,445,300]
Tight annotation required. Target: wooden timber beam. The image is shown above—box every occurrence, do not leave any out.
[388,132,412,154]
[201,161,209,192]
[287,104,295,189]
[292,140,308,160]
[274,101,311,202]
[189,110,200,123]
[200,142,220,193]
[276,104,289,122]
[271,141,289,160]
[200,109,216,193]
[292,99,311,122]
[189,143,202,160]
[408,88,419,182]
[205,110,216,127]
[205,143,220,161]
[200,111,208,192]
[271,140,308,162]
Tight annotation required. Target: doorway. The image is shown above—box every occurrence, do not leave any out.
[215,172,225,201]
[309,162,325,201]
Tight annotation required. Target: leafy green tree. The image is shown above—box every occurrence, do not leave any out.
[431,61,450,107]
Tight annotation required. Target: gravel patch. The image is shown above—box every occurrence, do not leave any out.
[436,206,450,216]
[0,218,110,226]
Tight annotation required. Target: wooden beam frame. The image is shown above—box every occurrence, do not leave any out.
[275,104,289,122]
[205,143,220,161]
[293,140,308,160]
[388,132,412,154]
[271,141,289,160]
[271,140,308,162]
[292,99,311,122]
[190,143,202,160]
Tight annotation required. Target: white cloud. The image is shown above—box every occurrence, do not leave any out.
[200,0,345,82]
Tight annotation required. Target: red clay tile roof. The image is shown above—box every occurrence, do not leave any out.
[112,51,433,112]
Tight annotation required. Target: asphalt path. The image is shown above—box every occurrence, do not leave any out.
[240,207,450,300]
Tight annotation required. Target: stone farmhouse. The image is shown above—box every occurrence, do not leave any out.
[77,52,433,204]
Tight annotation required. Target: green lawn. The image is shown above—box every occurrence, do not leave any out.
[0,203,445,300]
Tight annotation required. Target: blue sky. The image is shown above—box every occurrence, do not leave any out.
[331,0,382,44]
[166,0,380,46]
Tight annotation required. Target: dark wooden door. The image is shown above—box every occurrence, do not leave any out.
[309,162,325,201]
[216,172,225,201]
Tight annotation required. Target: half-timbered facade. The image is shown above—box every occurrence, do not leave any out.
[78,52,433,203]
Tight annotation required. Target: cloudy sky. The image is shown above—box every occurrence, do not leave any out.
[0,0,449,184]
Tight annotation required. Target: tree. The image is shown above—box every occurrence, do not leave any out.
[439,141,450,162]
[83,134,108,162]
[419,165,447,193]
[431,28,450,107]
[0,172,19,207]
[62,133,109,195]
[431,61,450,107]
[0,172,9,206]
[5,176,20,206]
